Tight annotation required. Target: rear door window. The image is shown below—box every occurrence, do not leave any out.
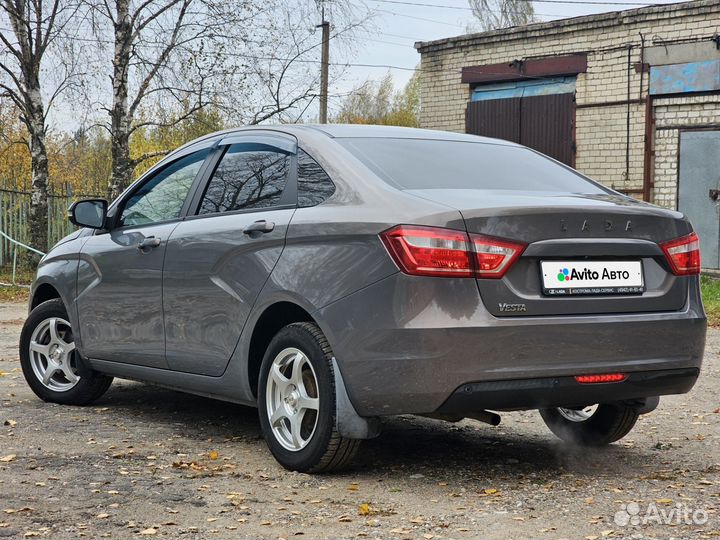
[198,143,291,214]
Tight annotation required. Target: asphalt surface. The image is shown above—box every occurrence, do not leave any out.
[0,302,718,539]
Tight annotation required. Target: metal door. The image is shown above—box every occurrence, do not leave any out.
[678,130,720,269]
[520,93,575,167]
[466,98,521,144]
[466,93,575,166]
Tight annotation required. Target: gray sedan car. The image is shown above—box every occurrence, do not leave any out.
[20,125,705,472]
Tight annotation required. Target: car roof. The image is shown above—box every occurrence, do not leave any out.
[168,123,516,162]
[286,124,507,144]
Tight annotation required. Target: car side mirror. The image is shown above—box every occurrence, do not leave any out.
[68,199,108,229]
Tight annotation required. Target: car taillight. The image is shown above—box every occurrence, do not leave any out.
[380,225,473,277]
[380,225,525,279]
[575,373,626,384]
[660,232,701,276]
[471,234,526,279]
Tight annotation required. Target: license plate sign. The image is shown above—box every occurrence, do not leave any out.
[540,260,644,296]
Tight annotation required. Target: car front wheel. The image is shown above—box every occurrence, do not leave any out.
[539,403,640,446]
[257,322,360,472]
[19,298,113,405]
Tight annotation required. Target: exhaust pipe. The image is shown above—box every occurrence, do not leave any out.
[467,410,501,426]
[423,410,501,426]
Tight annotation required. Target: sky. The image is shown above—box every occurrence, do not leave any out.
[327,0,689,112]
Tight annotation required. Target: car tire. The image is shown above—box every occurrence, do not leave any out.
[539,403,639,446]
[257,322,361,472]
[19,298,113,405]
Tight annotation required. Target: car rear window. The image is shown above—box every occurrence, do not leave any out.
[337,138,606,193]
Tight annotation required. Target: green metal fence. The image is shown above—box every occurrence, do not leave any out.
[0,180,101,265]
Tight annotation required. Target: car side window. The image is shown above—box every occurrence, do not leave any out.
[120,149,209,227]
[297,149,335,208]
[198,143,291,215]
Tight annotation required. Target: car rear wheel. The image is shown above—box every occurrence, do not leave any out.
[257,322,360,472]
[20,299,113,405]
[539,403,639,446]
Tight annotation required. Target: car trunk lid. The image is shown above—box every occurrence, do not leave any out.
[405,189,692,317]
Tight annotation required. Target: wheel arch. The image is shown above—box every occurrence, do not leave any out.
[31,282,62,310]
[247,299,381,442]
[247,301,315,398]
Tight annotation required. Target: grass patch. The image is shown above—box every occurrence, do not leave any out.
[0,265,32,304]
[701,275,720,327]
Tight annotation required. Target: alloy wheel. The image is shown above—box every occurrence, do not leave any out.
[28,317,80,392]
[265,347,320,451]
[557,404,599,422]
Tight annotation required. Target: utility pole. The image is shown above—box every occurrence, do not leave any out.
[318,2,330,124]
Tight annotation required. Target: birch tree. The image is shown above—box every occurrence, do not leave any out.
[83,0,369,199]
[467,0,536,31]
[0,0,81,252]
[86,0,257,199]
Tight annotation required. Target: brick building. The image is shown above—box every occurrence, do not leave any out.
[415,0,720,268]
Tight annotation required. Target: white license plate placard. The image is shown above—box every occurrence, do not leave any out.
[540,260,644,296]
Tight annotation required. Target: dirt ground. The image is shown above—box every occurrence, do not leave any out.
[0,302,718,540]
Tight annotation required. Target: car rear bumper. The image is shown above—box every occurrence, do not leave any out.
[437,368,699,414]
[316,273,706,417]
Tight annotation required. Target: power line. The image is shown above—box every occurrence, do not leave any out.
[371,0,663,8]
[372,0,473,10]
[374,8,466,26]
[370,1,572,18]
[534,0,662,4]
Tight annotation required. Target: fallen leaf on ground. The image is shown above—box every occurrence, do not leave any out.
[96,513,110,519]
[358,503,370,516]
[139,528,157,535]
[338,515,352,522]
[3,420,16,427]
[347,483,359,491]
[655,498,672,504]
[483,488,498,495]
[0,455,16,463]
[209,451,219,460]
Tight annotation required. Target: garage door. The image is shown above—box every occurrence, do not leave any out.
[678,130,720,269]
[466,77,576,166]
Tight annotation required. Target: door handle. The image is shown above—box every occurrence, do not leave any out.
[243,220,275,236]
[710,189,720,202]
[137,236,161,252]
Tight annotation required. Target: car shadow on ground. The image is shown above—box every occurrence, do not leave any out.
[96,380,660,480]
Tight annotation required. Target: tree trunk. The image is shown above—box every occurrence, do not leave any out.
[108,0,133,201]
[27,86,49,255]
